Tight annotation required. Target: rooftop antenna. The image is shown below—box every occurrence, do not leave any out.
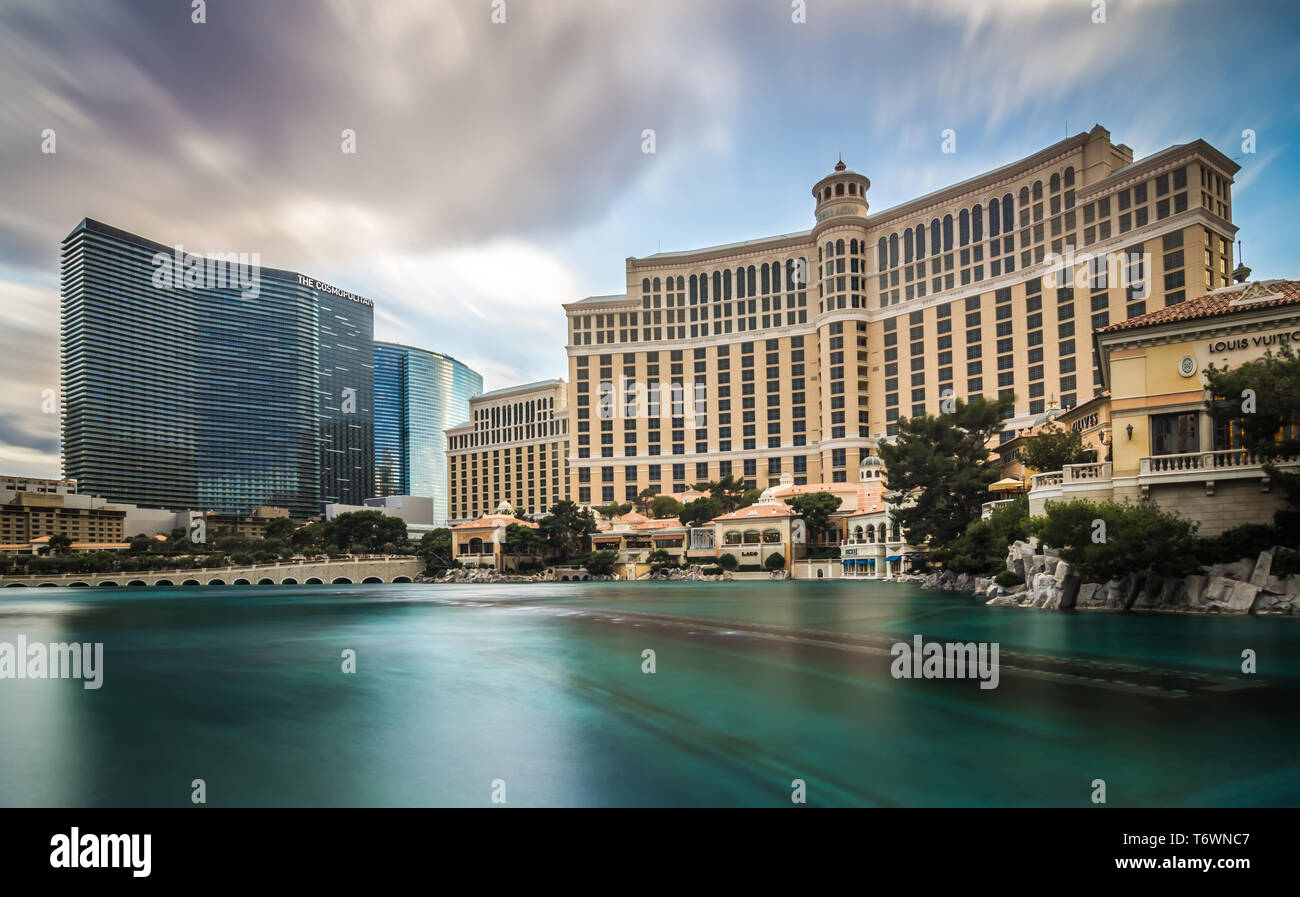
[1232,239,1252,284]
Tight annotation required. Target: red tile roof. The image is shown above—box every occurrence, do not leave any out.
[1099,280,1300,333]
[711,503,795,522]
[452,514,537,531]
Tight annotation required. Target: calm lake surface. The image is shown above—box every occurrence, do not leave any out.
[2,580,1298,807]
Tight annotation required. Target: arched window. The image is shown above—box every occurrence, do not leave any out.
[888,233,899,268]
[1064,166,1075,187]
[735,267,745,298]
[866,526,874,543]
[854,526,864,540]
[676,276,684,290]
[826,241,835,258]
[761,264,770,294]
[989,198,1001,237]
[959,209,970,246]
[849,239,858,255]
[1002,193,1014,232]
[642,278,650,293]
[877,237,888,269]
[712,271,721,300]
[689,274,697,302]
[877,523,886,542]
[1050,172,1061,193]
[835,182,844,196]
[723,269,731,300]
[943,215,953,251]
[763,529,782,544]
[915,224,926,259]
[773,260,783,292]
[824,187,832,200]
[835,238,845,255]
[931,219,941,253]
[1032,180,1043,201]
[903,229,913,263]
[1019,186,1030,208]
[972,204,983,242]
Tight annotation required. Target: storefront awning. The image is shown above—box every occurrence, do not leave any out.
[886,555,902,562]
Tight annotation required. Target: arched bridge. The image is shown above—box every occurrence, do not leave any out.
[0,557,424,589]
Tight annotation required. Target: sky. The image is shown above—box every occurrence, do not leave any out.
[2,0,1299,479]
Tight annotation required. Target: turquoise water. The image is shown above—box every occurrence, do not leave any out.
[1,581,1297,807]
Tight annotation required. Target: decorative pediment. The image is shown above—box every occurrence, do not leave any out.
[1229,281,1283,306]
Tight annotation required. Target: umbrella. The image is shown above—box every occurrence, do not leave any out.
[988,477,1025,493]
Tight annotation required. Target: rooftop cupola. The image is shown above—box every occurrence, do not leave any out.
[812,158,870,236]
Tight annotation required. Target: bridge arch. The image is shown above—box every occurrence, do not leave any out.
[305,577,323,585]
[156,579,175,586]
[4,582,27,587]
[128,580,147,587]
[207,578,226,586]
[182,579,201,586]
[258,578,275,585]
[68,582,90,588]
[362,576,383,584]
[97,581,119,587]
[392,576,412,583]
[331,577,353,585]
[38,582,58,587]
[233,578,251,586]
[281,577,298,584]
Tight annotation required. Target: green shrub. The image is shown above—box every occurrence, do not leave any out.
[1273,548,1300,578]
[934,497,1028,575]
[1028,499,1200,583]
[764,552,786,571]
[1195,523,1278,565]
[702,565,723,576]
[716,553,739,571]
[583,550,618,576]
[994,570,1022,588]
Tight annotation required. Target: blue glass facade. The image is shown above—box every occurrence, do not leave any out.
[372,342,481,525]
[60,218,374,517]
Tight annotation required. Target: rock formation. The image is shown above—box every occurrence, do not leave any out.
[923,543,1299,614]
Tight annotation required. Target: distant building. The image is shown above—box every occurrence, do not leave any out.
[0,475,78,496]
[60,218,375,518]
[446,379,569,523]
[0,490,126,549]
[373,342,482,525]
[324,494,437,539]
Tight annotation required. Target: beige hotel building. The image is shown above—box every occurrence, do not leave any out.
[446,379,570,522]
[562,125,1240,507]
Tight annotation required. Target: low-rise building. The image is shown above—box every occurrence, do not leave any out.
[1027,278,1300,534]
[324,495,436,539]
[0,490,126,547]
[836,453,924,578]
[450,501,540,569]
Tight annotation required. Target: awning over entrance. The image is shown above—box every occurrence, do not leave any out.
[886,555,902,562]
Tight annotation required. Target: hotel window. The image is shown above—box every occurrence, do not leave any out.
[1151,412,1199,455]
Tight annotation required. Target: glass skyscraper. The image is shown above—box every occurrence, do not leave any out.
[372,342,481,525]
[60,218,374,518]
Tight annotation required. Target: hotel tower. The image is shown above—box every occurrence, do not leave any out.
[562,125,1239,506]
